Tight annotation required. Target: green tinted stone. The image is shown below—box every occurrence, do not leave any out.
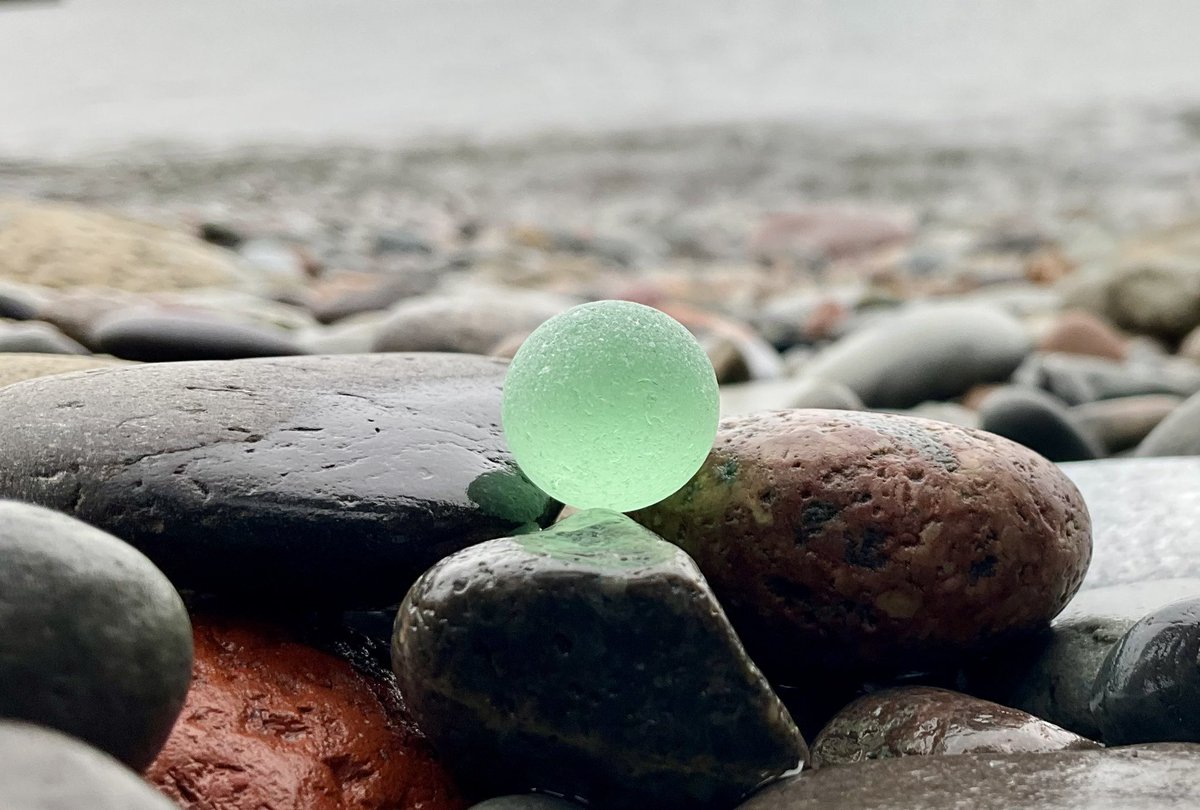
[502,300,719,511]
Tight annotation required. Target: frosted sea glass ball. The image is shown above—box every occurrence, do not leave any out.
[502,300,719,511]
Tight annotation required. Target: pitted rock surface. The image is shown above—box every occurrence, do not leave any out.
[737,744,1200,810]
[0,353,558,608]
[147,616,464,810]
[810,686,1098,768]
[632,409,1092,680]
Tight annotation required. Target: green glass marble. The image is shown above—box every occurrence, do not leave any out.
[502,300,719,511]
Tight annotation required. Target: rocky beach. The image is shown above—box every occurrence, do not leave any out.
[6,2,1200,808]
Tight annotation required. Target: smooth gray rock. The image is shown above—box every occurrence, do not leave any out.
[719,377,864,417]
[1136,388,1200,456]
[91,311,304,361]
[0,354,559,608]
[800,303,1031,408]
[0,320,89,354]
[1014,352,1200,405]
[394,509,807,810]
[1072,394,1182,454]
[1092,597,1200,745]
[373,292,575,354]
[971,578,1200,741]
[0,501,192,769]
[738,745,1200,809]
[1062,458,1200,587]
[0,722,177,809]
[978,386,1103,462]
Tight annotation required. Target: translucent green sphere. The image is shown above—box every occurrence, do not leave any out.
[502,300,719,512]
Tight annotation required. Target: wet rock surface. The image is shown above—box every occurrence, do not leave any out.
[0,500,192,769]
[799,304,1031,408]
[632,409,1092,681]
[1091,597,1200,745]
[0,721,178,810]
[393,509,806,809]
[737,744,1200,810]
[147,615,464,810]
[0,353,558,608]
[810,686,1098,767]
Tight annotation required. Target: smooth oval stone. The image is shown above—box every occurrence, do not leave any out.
[373,291,575,354]
[0,721,177,810]
[0,500,192,769]
[1037,310,1128,361]
[1136,387,1200,456]
[147,615,463,810]
[1091,597,1200,744]
[1071,394,1182,454]
[719,378,864,418]
[0,354,558,608]
[1062,458,1200,587]
[970,578,1200,741]
[1014,352,1200,405]
[799,303,1031,409]
[737,744,1200,810]
[978,386,1104,462]
[632,410,1092,681]
[91,311,304,361]
[810,686,1098,768]
[0,320,89,354]
[502,300,719,512]
[393,510,807,809]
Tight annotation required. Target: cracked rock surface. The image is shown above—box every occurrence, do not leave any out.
[0,353,559,608]
[631,409,1092,683]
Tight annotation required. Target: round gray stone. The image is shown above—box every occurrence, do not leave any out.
[0,501,192,769]
[978,386,1103,462]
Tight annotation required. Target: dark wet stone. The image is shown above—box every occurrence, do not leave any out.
[631,410,1091,683]
[470,798,582,810]
[970,579,1200,741]
[0,354,558,608]
[737,744,1200,810]
[978,386,1104,462]
[1013,352,1200,405]
[800,303,1031,408]
[373,292,575,354]
[811,686,1098,767]
[393,510,807,810]
[0,500,192,769]
[91,311,304,361]
[0,721,177,809]
[0,320,89,354]
[199,221,246,249]
[1062,458,1200,587]
[1136,387,1200,456]
[1072,394,1182,454]
[1091,597,1200,744]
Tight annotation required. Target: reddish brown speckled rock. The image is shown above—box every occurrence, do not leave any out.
[810,686,1099,768]
[631,409,1091,681]
[146,616,465,810]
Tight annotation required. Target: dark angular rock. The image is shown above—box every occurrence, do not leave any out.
[632,410,1092,683]
[737,744,1200,810]
[800,304,1031,408]
[1062,458,1200,587]
[0,500,192,769]
[0,354,559,608]
[0,721,178,809]
[811,686,1098,767]
[1014,352,1200,405]
[1091,597,1200,745]
[91,311,304,361]
[393,510,807,809]
[977,386,1104,462]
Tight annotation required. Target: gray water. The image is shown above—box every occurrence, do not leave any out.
[4,0,1200,158]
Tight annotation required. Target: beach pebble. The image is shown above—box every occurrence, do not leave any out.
[1072,394,1182,454]
[394,509,806,809]
[977,386,1103,461]
[0,354,558,608]
[91,311,304,361]
[632,410,1091,682]
[0,500,192,769]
